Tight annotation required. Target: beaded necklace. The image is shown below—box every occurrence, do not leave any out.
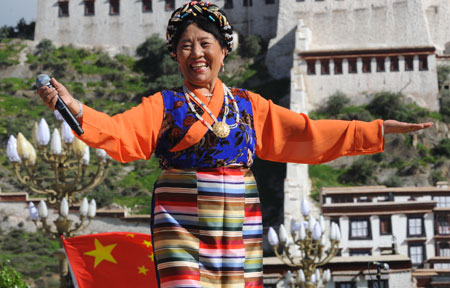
[183,84,240,139]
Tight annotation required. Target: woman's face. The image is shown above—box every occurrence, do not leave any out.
[176,24,227,89]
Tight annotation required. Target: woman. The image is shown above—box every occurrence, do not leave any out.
[38,2,432,287]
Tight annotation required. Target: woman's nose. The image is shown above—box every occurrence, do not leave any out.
[191,43,203,57]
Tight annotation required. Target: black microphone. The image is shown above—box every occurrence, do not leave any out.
[36,74,84,136]
[373,261,389,270]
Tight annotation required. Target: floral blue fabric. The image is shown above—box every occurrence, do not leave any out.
[155,87,256,169]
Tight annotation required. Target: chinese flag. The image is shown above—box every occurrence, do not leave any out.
[62,232,158,288]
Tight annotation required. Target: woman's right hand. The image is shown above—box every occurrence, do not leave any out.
[37,78,80,116]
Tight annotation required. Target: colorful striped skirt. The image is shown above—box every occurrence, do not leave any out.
[151,167,263,288]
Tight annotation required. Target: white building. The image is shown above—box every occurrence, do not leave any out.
[320,181,450,287]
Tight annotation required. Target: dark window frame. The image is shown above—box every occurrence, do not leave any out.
[336,282,356,288]
[321,59,330,75]
[408,242,426,268]
[407,215,425,237]
[404,55,414,71]
[362,57,372,73]
[84,0,95,16]
[109,0,120,15]
[390,56,399,72]
[224,0,234,9]
[436,214,450,235]
[307,60,316,75]
[142,0,152,12]
[368,280,389,288]
[380,216,392,235]
[333,58,343,74]
[349,248,372,256]
[165,0,175,11]
[243,0,253,7]
[348,58,357,74]
[376,57,385,72]
[349,218,372,240]
[266,0,275,4]
[419,55,428,71]
[58,1,69,17]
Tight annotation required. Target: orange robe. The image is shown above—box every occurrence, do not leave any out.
[77,87,384,164]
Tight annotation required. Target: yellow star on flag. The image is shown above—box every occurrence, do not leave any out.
[148,253,154,262]
[126,234,135,238]
[142,240,152,248]
[84,239,118,268]
[138,265,149,275]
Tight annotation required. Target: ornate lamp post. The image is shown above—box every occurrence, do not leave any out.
[268,198,340,288]
[6,111,112,288]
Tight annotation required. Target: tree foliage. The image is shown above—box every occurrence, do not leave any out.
[0,260,27,288]
[239,35,262,58]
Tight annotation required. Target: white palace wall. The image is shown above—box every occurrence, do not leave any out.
[275,0,441,113]
[34,0,278,55]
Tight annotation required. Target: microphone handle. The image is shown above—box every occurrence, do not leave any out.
[55,95,84,136]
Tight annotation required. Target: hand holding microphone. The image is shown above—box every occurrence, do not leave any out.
[36,74,84,136]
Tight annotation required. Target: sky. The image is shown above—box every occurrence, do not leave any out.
[0,0,37,27]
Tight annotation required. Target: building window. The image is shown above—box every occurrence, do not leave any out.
[110,0,120,15]
[348,58,357,74]
[435,262,450,269]
[58,1,69,17]
[84,0,95,16]
[390,56,399,72]
[376,57,385,72]
[362,57,371,73]
[243,0,253,7]
[336,282,356,288]
[436,215,450,235]
[404,56,414,71]
[266,0,275,3]
[368,280,389,288]
[350,219,371,239]
[349,249,371,256]
[438,242,450,257]
[435,196,450,208]
[380,216,392,235]
[321,59,330,75]
[408,216,424,237]
[225,0,233,9]
[165,0,175,11]
[409,243,425,268]
[307,60,316,75]
[334,59,343,74]
[332,196,353,203]
[142,0,152,12]
[419,55,428,71]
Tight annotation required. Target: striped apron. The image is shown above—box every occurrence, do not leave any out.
[151,167,263,287]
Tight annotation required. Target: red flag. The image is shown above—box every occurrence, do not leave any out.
[62,232,158,288]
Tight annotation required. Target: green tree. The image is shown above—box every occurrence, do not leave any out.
[0,260,28,288]
[135,34,177,78]
[239,35,262,58]
[320,91,350,116]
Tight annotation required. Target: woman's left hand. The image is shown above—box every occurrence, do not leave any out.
[383,120,434,134]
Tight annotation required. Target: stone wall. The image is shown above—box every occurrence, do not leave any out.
[34,0,278,55]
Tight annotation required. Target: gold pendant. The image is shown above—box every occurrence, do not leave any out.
[213,121,230,138]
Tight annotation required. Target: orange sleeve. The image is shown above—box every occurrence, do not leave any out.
[249,91,384,164]
[76,92,164,163]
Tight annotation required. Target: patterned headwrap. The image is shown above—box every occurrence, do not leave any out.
[166,1,233,59]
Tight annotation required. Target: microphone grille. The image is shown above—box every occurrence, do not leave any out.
[36,74,50,88]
